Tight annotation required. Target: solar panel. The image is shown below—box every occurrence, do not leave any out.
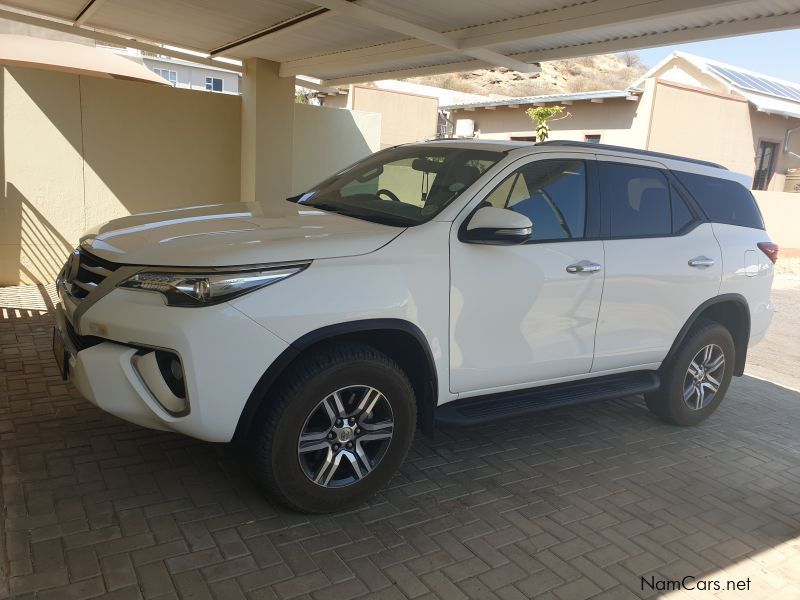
[707,64,800,104]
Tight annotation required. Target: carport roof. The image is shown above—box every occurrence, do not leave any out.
[2,0,800,85]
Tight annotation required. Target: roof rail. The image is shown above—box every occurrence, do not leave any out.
[536,140,727,170]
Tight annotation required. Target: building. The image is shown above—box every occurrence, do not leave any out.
[142,54,241,95]
[442,52,800,191]
[319,80,492,143]
[0,17,242,94]
[98,45,242,95]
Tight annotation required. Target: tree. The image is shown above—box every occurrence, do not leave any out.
[526,105,571,142]
[620,51,642,68]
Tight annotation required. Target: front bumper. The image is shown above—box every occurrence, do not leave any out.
[55,287,290,442]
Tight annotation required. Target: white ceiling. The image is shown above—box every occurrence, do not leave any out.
[3,0,800,84]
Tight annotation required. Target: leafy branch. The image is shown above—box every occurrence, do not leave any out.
[526,105,571,142]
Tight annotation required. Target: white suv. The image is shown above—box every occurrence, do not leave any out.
[54,140,777,512]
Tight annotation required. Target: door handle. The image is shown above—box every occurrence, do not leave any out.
[688,256,715,268]
[566,261,602,274]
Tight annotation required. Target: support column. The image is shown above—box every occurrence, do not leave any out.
[240,58,295,203]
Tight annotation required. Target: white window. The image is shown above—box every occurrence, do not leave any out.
[153,68,177,86]
[205,77,224,92]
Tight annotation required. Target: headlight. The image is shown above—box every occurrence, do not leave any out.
[119,262,309,306]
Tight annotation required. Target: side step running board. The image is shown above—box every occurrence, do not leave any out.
[436,371,660,427]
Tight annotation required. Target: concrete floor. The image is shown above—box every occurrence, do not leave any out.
[1,283,799,599]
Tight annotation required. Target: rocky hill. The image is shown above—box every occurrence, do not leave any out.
[404,52,647,99]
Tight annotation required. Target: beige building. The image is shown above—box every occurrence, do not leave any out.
[443,52,800,191]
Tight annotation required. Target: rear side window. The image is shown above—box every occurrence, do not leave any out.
[673,171,764,229]
[600,163,673,238]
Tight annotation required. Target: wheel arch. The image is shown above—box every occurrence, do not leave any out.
[664,294,750,377]
[233,319,439,443]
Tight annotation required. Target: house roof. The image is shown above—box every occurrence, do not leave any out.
[440,89,634,110]
[633,51,800,120]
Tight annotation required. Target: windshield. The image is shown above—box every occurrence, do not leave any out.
[292,146,503,226]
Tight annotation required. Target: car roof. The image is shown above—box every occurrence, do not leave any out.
[409,139,739,181]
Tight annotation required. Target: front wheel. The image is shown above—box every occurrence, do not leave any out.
[249,343,416,513]
[646,319,735,426]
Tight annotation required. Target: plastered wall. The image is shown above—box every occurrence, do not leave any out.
[1,66,381,284]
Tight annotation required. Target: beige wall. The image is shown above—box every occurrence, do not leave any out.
[2,65,384,285]
[1,65,241,285]
[753,191,800,251]
[646,57,800,187]
[647,80,755,175]
[349,86,437,149]
[292,103,380,193]
[452,86,653,148]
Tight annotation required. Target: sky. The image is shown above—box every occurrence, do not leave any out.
[635,30,800,81]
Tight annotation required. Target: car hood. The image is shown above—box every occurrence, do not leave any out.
[80,201,404,266]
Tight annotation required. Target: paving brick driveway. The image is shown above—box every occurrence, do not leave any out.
[1,284,799,600]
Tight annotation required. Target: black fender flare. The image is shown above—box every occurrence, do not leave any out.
[662,293,750,376]
[233,318,439,442]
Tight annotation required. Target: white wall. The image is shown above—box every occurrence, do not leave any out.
[144,57,241,95]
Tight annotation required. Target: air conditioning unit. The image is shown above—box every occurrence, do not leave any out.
[455,118,475,138]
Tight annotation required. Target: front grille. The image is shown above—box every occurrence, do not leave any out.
[65,250,120,300]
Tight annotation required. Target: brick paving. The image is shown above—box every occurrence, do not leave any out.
[1,285,800,599]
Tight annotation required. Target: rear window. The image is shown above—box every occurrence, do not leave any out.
[673,171,764,229]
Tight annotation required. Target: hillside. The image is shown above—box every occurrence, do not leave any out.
[404,52,647,99]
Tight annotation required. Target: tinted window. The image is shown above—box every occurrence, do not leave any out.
[671,186,695,232]
[601,163,672,238]
[673,171,764,229]
[484,160,586,241]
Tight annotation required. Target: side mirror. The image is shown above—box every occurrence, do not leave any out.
[461,206,532,245]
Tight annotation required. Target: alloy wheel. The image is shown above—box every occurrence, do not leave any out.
[297,385,394,488]
[682,343,725,411]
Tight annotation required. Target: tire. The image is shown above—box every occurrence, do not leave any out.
[645,319,735,426]
[248,343,416,513]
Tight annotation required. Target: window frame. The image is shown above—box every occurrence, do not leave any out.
[753,139,779,191]
[153,68,177,86]
[459,155,602,245]
[598,160,703,241]
[205,76,224,92]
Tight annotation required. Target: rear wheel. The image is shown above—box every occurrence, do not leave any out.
[646,319,735,426]
[249,343,416,513]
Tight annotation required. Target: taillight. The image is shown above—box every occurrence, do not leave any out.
[757,242,779,264]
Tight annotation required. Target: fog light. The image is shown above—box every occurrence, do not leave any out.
[132,350,189,416]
